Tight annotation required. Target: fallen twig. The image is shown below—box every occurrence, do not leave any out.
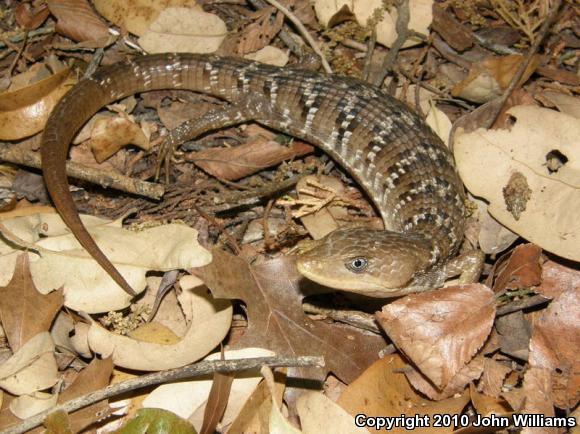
[2,355,325,434]
[373,0,410,87]
[0,145,165,200]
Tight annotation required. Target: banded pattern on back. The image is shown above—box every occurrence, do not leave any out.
[41,53,466,295]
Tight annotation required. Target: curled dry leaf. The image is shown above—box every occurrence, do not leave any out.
[0,212,212,313]
[138,7,227,54]
[88,115,151,163]
[84,285,232,370]
[15,3,50,30]
[541,91,580,119]
[376,284,495,388]
[0,67,76,140]
[528,288,579,409]
[9,391,58,419]
[455,106,580,262]
[93,0,196,36]
[47,0,109,42]
[0,332,58,395]
[314,0,432,48]
[452,54,542,103]
[296,391,369,434]
[245,46,289,67]
[337,354,470,434]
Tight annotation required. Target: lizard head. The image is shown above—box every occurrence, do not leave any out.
[296,227,437,297]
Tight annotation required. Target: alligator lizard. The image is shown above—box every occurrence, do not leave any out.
[41,53,482,297]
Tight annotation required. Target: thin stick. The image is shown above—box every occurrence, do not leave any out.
[482,0,563,128]
[373,0,410,87]
[0,145,165,200]
[262,0,332,73]
[2,356,324,434]
[0,26,54,49]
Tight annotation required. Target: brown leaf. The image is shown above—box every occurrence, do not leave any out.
[404,355,485,400]
[492,244,542,292]
[376,284,495,388]
[236,8,284,55]
[0,254,63,352]
[58,357,113,432]
[190,132,313,181]
[194,250,385,384]
[534,260,580,299]
[200,369,234,434]
[47,0,109,42]
[337,354,470,434]
[452,55,542,103]
[521,367,558,434]
[529,288,579,409]
[15,3,50,30]
[477,357,512,398]
[432,6,474,52]
[469,383,512,417]
[495,311,531,361]
[227,371,286,434]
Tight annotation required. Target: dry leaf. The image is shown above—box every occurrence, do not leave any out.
[314,0,432,48]
[0,67,76,140]
[534,260,580,299]
[143,347,273,431]
[14,3,50,30]
[541,91,580,119]
[478,357,512,398]
[57,358,113,432]
[93,0,196,36]
[337,354,470,434]
[455,106,580,262]
[529,288,579,409]
[9,391,58,419]
[297,175,350,240]
[376,284,495,388]
[47,0,109,42]
[0,332,58,395]
[0,254,63,352]
[0,212,212,313]
[226,370,286,434]
[296,391,369,434]
[404,355,485,400]
[469,383,512,417]
[452,55,541,103]
[521,367,557,434]
[236,8,284,55]
[139,6,227,54]
[88,115,151,163]
[85,285,231,370]
[495,311,531,361]
[492,244,542,292]
[431,5,473,51]
[195,250,385,384]
[190,132,313,181]
[262,366,301,434]
[245,46,289,67]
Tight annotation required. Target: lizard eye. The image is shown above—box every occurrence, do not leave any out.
[346,257,368,273]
